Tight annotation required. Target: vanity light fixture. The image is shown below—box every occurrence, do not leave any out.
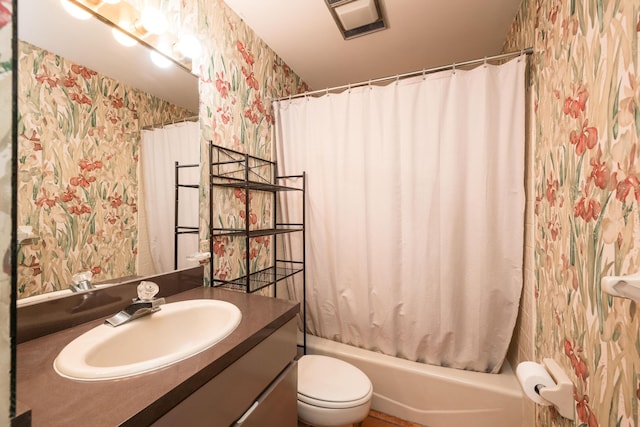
[72,0,116,8]
[171,43,186,61]
[60,0,92,19]
[139,6,168,35]
[65,0,196,72]
[150,50,172,68]
[176,34,202,59]
[112,23,137,47]
[325,0,387,40]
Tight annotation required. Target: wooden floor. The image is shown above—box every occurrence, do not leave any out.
[361,410,422,427]
[299,410,423,427]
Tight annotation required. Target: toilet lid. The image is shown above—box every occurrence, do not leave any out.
[298,355,372,409]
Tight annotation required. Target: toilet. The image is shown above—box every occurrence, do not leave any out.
[297,354,373,427]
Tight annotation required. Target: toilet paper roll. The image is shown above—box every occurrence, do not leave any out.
[516,361,556,405]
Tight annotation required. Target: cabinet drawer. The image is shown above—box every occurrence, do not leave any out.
[153,319,296,427]
[234,359,297,426]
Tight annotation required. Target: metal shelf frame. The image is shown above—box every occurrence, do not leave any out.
[174,161,200,270]
[208,143,307,353]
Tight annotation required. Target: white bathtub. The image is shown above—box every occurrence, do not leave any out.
[303,333,524,427]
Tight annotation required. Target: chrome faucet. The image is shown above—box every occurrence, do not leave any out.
[69,270,95,292]
[105,281,165,327]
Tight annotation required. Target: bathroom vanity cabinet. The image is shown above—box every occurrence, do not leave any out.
[153,319,297,426]
[16,285,299,426]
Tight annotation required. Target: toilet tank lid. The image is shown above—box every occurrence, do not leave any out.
[298,355,373,405]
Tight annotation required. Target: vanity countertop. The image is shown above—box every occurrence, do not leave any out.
[16,287,299,426]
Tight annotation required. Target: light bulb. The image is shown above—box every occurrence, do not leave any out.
[177,34,202,59]
[140,7,168,35]
[112,25,137,47]
[60,0,91,20]
[150,50,172,68]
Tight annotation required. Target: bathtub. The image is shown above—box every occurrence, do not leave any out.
[303,333,524,427]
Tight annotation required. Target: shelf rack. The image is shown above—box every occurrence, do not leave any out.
[209,143,306,352]
[174,161,200,270]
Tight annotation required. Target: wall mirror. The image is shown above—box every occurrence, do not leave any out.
[16,0,201,303]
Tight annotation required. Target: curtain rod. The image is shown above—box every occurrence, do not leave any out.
[272,47,533,102]
[142,115,199,131]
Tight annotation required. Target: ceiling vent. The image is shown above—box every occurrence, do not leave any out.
[325,0,387,40]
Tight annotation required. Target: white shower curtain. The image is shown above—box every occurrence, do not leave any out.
[140,121,200,274]
[275,57,525,373]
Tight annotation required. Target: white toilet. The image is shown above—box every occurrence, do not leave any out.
[297,354,373,427]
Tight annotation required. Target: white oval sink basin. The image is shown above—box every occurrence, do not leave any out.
[54,299,242,381]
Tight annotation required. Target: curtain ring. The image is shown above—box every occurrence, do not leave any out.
[325,88,329,96]
[347,83,351,93]
[452,63,456,75]
[422,69,426,80]
[395,75,400,85]
[483,57,488,67]
[368,79,372,90]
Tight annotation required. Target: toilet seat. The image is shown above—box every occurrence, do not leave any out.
[298,355,373,409]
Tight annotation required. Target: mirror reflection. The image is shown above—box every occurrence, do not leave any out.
[16,0,200,300]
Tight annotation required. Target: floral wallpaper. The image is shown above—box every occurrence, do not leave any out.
[194,0,308,290]
[505,0,640,425]
[0,0,11,422]
[16,41,194,298]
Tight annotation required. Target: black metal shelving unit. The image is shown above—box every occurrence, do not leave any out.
[209,143,307,353]
[174,161,200,270]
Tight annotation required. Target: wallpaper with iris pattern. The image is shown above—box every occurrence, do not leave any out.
[505,0,640,425]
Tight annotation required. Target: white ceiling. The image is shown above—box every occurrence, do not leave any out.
[224,0,523,90]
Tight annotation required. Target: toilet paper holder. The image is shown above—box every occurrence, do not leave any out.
[517,358,574,421]
[601,272,640,303]
[538,358,574,421]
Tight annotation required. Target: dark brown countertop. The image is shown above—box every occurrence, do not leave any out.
[17,287,299,426]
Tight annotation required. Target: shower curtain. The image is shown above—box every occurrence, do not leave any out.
[275,57,525,373]
[140,121,200,274]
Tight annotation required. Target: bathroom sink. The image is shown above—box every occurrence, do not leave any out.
[54,299,242,381]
